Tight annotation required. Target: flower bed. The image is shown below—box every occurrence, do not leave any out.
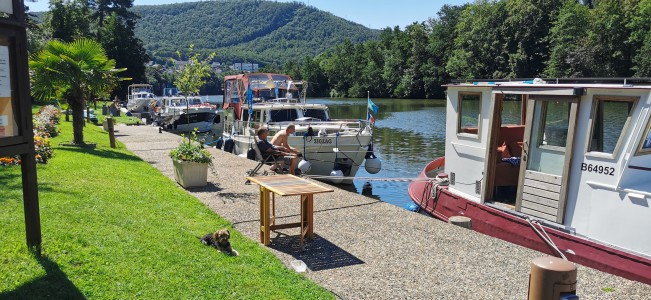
[1,105,59,166]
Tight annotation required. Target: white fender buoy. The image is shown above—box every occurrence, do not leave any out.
[330,169,344,184]
[365,157,382,174]
[298,159,312,173]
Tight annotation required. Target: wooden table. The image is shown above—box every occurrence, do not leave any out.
[246,174,334,251]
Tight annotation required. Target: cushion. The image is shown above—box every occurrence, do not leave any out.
[508,141,523,157]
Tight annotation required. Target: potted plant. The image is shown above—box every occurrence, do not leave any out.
[170,129,213,188]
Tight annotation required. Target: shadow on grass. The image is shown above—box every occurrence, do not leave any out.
[0,255,85,300]
[269,233,364,271]
[56,146,142,162]
[0,174,81,204]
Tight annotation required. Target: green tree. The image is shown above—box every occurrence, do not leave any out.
[545,0,592,77]
[503,0,564,78]
[46,0,93,42]
[99,12,149,98]
[29,39,126,144]
[427,4,466,98]
[446,0,508,79]
[173,45,215,138]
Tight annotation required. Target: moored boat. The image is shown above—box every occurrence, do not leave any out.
[154,95,221,133]
[221,73,381,184]
[409,78,651,284]
[126,84,156,113]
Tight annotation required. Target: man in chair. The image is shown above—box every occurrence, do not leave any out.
[256,127,298,174]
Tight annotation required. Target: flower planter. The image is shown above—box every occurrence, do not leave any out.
[173,159,208,188]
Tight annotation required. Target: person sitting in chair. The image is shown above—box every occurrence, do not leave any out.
[256,127,297,174]
[271,123,301,155]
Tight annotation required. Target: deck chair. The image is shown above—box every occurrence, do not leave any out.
[246,131,284,178]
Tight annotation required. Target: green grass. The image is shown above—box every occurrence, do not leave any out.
[0,120,333,299]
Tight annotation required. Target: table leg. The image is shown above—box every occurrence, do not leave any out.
[259,186,264,243]
[307,193,314,239]
[300,195,305,252]
[259,187,272,246]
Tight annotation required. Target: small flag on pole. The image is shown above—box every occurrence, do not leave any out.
[367,96,379,115]
[246,82,253,119]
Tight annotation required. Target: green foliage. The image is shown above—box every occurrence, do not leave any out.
[173,45,215,97]
[170,129,213,165]
[29,39,126,144]
[0,121,333,299]
[131,0,379,66]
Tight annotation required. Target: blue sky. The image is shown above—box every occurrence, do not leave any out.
[27,0,470,29]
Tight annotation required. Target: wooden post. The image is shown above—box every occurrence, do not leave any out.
[21,152,41,253]
[107,117,116,148]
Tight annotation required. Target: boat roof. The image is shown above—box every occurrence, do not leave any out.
[446,78,651,90]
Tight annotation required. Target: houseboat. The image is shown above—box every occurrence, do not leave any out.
[409,78,651,284]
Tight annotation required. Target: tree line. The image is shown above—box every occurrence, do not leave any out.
[276,0,651,99]
[28,0,149,100]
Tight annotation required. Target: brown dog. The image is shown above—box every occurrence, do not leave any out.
[200,229,239,256]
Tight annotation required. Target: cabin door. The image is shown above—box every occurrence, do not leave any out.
[516,96,579,223]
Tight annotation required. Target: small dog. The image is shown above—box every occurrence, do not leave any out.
[200,229,239,256]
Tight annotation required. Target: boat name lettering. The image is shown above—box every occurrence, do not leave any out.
[313,138,332,144]
[581,163,615,176]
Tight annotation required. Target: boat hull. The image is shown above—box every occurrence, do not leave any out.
[225,133,371,184]
[408,157,651,285]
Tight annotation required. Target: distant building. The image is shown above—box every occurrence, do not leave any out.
[230,62,259,72]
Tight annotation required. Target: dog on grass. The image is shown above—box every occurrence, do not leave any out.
[199,229,239,256]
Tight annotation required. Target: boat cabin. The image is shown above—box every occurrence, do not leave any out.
[445,79,651,256]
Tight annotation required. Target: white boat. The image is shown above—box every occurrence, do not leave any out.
[221,73,381,184]
[154,95,221,133]
[126,84,156,112]
[408,78,651,284]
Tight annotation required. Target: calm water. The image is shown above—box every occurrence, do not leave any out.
[203,95,447,209]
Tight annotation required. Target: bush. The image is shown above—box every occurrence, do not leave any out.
[170,129,213,165]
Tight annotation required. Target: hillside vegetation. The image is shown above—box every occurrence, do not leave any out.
[131,0,379,65]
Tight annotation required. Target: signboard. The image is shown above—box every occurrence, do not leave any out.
[0,45,15,138]
[0,2,12,15]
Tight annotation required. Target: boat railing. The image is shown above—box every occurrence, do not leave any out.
[226,119,373,136]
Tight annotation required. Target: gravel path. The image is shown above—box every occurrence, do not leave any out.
[116,125,651,299]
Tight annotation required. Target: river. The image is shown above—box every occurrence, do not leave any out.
[203,95,447,209]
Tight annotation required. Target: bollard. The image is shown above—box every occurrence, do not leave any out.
[107,117,116,149]
[528,256,577,300]
[448,216,472,229]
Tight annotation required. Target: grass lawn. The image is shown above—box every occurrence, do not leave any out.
[0,120,333,299]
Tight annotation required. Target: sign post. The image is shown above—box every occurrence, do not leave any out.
[0,0,42,254]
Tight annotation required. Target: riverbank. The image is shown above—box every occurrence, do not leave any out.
[0,121,332,299]
[118,125,651,299]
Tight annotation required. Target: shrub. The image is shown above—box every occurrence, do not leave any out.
[170,129,213,165]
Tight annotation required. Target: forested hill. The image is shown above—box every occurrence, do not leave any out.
[131,0,379,65]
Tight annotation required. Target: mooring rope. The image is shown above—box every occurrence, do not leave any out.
[300,174,442,183]
[526,217,567,260]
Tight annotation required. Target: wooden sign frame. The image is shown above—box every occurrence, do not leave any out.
[0,0,41,253]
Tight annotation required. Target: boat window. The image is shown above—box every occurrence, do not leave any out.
[588,96,636,156]
[458,92,481,135]
[270,109,298,122]
[304,109,328,121]
[539,100,570,148]
[637,116,651,155]
[501,94,523,125]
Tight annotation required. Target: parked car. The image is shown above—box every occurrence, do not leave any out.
[84,110,99,125]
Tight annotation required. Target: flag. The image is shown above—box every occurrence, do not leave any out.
[367,97,379,115]
[246,82,253,119]
[367,112,375,124]
[275,81,279,99]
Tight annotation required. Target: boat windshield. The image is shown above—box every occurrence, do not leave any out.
[303,108,328,121]
[270,109,299,122]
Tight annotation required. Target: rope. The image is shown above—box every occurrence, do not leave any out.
[526,217,567,260]
[301,174,447,182]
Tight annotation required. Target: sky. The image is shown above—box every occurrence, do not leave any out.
[27,0,470,29]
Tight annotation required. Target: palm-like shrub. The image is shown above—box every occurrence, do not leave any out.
[29,39,126,145]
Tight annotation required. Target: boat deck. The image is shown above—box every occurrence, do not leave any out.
[117,125,651,299]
